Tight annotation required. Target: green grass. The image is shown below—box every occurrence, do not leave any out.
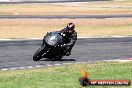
[0,62,132,88]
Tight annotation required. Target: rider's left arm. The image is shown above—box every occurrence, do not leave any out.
[63,32,77,47]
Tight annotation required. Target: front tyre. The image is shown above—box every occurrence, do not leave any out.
[33,46,46,61]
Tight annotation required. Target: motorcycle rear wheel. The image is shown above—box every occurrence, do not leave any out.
[54,55,63,61]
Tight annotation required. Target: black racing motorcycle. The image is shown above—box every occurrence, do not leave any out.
[33,31,68,61]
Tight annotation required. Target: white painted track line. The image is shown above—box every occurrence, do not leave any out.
[1,58,132,71]
[0,36,131,41]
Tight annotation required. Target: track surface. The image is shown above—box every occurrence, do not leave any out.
[0,0,110,4]
[0,15,132,19]
[1,38,132,69]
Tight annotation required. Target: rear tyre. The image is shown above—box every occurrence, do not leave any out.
[54,55,63,61]
[33,46,46,61]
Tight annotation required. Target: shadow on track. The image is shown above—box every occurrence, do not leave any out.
[40,58,76,62]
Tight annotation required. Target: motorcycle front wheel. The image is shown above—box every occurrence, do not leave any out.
[33,45,47,61]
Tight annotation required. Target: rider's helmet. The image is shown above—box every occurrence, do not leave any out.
[64,23,75,33]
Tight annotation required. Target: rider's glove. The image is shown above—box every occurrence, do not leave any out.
[61,33,66,37]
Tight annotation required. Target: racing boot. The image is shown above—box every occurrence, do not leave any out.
[66,51,71,56]
[65,49,71,56]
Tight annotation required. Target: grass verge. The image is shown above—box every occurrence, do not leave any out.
[0,62,132,88]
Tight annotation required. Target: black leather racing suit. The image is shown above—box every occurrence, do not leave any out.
[59,29,77,52]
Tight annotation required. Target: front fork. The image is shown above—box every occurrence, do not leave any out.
[41,44,50,57]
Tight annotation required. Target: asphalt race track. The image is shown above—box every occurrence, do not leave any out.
[0,0,110,4]
[0,15,132,19]
[1,38,132,69]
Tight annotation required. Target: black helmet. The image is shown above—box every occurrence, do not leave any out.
[64,23,75,33]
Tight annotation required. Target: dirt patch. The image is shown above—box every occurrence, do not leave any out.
[0,18,132,26]
[0,3,132,15]
[0,18,132,39]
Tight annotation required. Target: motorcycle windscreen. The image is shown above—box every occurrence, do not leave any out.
[44,32,62,46]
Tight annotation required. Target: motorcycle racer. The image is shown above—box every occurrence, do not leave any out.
[34,22,77,61]
[59,22,77,56]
